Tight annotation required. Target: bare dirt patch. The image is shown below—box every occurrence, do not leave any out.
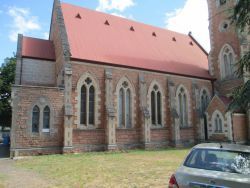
[0,159,57,188]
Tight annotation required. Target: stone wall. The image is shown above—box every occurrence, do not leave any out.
[206,96,248,143]
[72,129,106,152]
[50,0,71,86]
[232,113,247,144]
[51,9,65,85]
[179,128,195,146]
[70,61,213,149]
[21,58,56,86]
[206,95,230,141]
[207,0,243,96]
[150,127,170,148]
[208,0,241,79]
[10,86,64,157]
[11,53,215,155]
[116,129,141,149]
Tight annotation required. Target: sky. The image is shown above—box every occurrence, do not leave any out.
[0,0,210,66]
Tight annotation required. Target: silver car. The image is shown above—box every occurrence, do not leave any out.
[169,143,250,188]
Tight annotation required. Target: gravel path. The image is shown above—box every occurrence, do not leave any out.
[0,159,57,188]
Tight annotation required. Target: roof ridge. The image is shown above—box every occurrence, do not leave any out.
[22,36,52,42]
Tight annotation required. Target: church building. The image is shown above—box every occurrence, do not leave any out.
[10,0,249,156]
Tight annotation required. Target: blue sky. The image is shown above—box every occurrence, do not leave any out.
[0,0,210,65]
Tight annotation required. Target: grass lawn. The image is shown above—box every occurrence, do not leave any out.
[0,173,7,188]
[16,149,189,188]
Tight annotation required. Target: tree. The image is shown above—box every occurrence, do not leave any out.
[0,56,16,130]
[232,0,250,32]
[228,0,250,112]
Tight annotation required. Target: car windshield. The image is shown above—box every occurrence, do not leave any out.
[184,148,250,175]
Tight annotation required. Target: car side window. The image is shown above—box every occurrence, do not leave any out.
[186,150,206,167]
[184,148,250,175]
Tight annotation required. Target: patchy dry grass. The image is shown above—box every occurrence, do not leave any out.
[0,173,7,188]
[16,149,189,188]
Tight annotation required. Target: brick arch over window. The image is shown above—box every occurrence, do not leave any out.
[199,87,211,115]
[28,96,54,134]
[147,80,165,127]
[115,76,136,128]
[176,84,191,128]
[75,72,101,129]
[211,110,225,133]
[219,44,236,80]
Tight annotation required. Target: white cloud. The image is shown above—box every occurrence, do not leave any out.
[42,32,49,39]
[8,7,40,42]
[96,0,135,12]
[165,0,210,52]
[110,12,126,18]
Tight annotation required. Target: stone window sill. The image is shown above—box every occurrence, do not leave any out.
[180,126,192,130]
[151,125,165,129]
[214,131,224,134]
[77,124,96,130]
[73,127,105,131]
[116,127,135,131]
[74,128,104,131]
[42,129,50,133]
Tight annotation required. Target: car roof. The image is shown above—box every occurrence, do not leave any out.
[192,143,250,153]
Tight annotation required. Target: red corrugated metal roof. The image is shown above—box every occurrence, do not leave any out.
[61,3,212,80]
[21,36,55,61]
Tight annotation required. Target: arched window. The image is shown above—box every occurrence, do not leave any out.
[215,114,223,132]
[80,85,87,124]
[32,105,40,133]
[80,77,95,126]
[151,85,162,126]
[157,92,161,125]
[201,90,209,115]
[77,73,100,128]
[178,88,188,127]
[118,81,131,128]
[89,86,95,125]
[126,89,131,128]
[43,106,50,131]
[220,45,235,79]
[151,91,155,124]
[119,89,124,127]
